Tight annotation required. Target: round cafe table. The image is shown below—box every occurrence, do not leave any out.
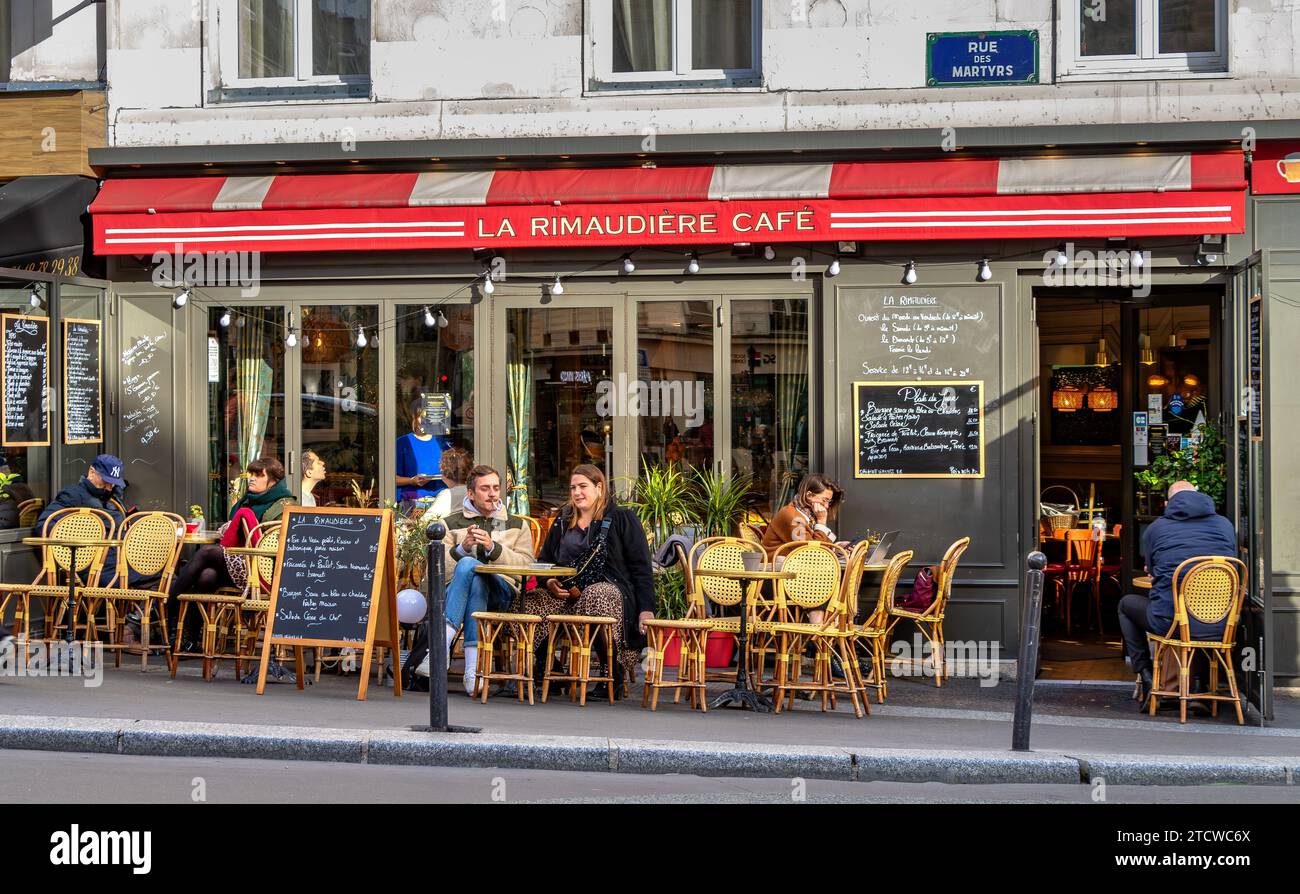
[23,536,121,645]
[1134,575,1153,590]
[694,565,795,713]
[182,530,221,546]
[473,564,576,579]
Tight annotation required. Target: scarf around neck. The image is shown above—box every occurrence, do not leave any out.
[237,480,293,520]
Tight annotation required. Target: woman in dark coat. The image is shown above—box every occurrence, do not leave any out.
[523,464,655,695]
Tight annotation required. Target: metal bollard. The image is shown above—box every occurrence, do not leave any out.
[425,521,448,732]
[1011,551,1047,752]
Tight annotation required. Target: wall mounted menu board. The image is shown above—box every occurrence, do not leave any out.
[1,313,49,447]
[257,507,400,700]
[1249,293,1264,442]
[63,318,103,445]
[853,380,984,478]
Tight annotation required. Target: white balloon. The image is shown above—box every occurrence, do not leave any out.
[396,588,428,625]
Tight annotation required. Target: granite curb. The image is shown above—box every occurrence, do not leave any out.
[0,714,1296,787]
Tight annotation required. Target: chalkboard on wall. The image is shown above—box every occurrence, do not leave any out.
[63,318,103,445]
[1,313,50,447]
[258,507,401,700]
[853,380,984,478]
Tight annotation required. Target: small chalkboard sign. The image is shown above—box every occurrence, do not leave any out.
[1249,293,1264,442]
[853,380,984,478]
[257,507,401,700]
[1,313,49,447]
[63,318,103,445]
[420,391,452,437]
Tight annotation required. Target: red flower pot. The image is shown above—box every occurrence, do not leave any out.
[660,632,683,667]
[704,630,736,668]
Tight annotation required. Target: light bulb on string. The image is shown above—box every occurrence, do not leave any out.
[1131,249,1145,269]
[902,261,918,285]
[437,310,449,328]
[621,255,635,274]
[285,327,298,348]
[28,287,41,308]
[482,274,495,295]
[763,245,776,261]
[686,253,700,275]
[219,308,232,328]
[977,258,992,282]
[1054,245,1069,267]
[173,287,191,309]
[552,275,564,296]
[826,258,841,277]
[424,306,436,327]
[356,327,368,348]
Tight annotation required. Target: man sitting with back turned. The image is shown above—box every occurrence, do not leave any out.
[414,464,535,694]
[1118,480,1237,705]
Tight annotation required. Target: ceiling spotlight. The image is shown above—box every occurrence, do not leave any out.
[826,258,841,277]
[763,245,776,261]
[436,310,449,329]
[977,258,992,282]
[356,327,368,348]
[482,275,495,295]
[219,308,232,328]
[173,287,191,309]
[285,328,298,348]
[902,261,918,285]
[686,253,700,275]
[424,306,436,327]
[621,255,635,275]
[552,275,564,296]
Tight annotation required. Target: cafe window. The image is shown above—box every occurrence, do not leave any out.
[394,303,474,508]
[220,0,370,88]
[1063,0,1226,77]
[591,0,761,87]
[0,281,52,530]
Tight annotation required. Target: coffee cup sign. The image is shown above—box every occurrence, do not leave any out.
[1278,153,1300,184]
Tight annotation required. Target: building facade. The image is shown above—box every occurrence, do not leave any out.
[43,1,1300,712]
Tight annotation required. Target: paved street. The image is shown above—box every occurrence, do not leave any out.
[4,750,1297,804]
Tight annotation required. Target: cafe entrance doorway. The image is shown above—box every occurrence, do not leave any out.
[1033,288,1222,681]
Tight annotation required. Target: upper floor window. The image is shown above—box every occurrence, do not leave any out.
[592,0,760,88]
[221,0,369,88]
[1064,0,1226,77]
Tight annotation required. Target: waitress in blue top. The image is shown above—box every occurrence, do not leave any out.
[396,398,447,502]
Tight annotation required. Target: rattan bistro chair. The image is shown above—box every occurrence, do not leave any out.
[685,537,764,682]
[854,549,914,703]
[0,507,115,648]
[1147,556,1249,724]
[752,541,842,689]
[885,537,971,687]
[77,512,185,670]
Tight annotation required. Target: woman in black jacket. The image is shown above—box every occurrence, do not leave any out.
[524,464,655,695]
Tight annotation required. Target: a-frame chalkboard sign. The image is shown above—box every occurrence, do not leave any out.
[256,507,402,700]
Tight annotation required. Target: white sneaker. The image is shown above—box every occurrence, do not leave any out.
[414,654,430,677]
[462,668,477,696]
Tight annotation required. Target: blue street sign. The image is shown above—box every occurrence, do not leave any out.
[927,31,1039,87]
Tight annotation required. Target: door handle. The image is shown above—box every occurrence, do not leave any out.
[288,450,294,477]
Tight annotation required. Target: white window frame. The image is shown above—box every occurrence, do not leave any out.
[216,0,370,89]
[590,0,762,86]
[1059,0,1228,79]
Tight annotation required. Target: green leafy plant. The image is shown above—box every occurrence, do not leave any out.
[690,467,752,539]
[626,459,697,546]
[0,472,19,502]
[188,504,204,519]
[1134,423,1227,510]
[653,566,688,620]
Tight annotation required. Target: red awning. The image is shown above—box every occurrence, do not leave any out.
[91,152,1245,255]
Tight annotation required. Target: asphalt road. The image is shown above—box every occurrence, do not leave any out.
[5,750,1298,804]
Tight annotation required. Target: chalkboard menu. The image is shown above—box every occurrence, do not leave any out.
[1,313,49,447]
[1249,293,1264,442]
[63,318,102,445]
[258,507,400,700]
[853,380,984,478]
[120,330,168,449]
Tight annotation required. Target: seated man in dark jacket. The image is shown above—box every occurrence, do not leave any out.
[35,454,129,533]
[1118,480,1237,701]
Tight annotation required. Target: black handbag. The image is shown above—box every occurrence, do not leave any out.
[559,518,612,592]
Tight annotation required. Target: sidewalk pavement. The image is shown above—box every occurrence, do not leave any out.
[1,663,1297,786]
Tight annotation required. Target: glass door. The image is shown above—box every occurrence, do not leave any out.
[1230,253,1272,720]
[633,298,717,479]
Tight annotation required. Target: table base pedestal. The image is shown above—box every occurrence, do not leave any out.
[710,686,774,712]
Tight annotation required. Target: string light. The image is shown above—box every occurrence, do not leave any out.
[285,327,298,348]
[902,261,918,285]
[482,274,495,295]
[219,308,232,328]
[763,245,776,261]
[826,258,840,277]
[356,327,368,348]
[173,287,191,308]
[436,310,449,328]
[1131,249,1145,269]
[977,258,992,281]
[621,254,635,274]
[28,286,41,308]
[686,252,700,275]
[551,275,564,296]
[424,306,436,327]
[1054,245,1069,267]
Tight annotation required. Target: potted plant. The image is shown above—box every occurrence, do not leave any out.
[626,459,696,547]
[187,504,205,534]
[653,565,689,666]
[1133,470,1162,516]
[689,467,752,539]
[1135,422,1228,515]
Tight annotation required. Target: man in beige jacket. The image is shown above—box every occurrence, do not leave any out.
[415,464,534,694]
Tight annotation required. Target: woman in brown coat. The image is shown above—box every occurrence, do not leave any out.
[761,473,844,557]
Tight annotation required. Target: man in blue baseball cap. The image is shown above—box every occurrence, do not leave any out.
[36,454,129,531]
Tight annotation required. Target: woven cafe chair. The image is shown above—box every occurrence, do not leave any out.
[853,549,914,703]
[1147,556,1249,724]
[521,515,543,555]
[77,511,184,671]
[684,537,766,683]
[770,541,868,718]
[885,537,971,687]
[758,541,843,695]
[540,614,616,706]
[641,617,713,711]
[0,507,115,648]
[471,610,544,704]
[17,498,43,528]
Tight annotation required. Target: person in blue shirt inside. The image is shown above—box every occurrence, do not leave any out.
[396,398,447,502]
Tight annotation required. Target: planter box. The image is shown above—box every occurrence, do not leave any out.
[658,629,735,668]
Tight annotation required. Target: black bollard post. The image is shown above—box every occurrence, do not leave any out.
[1012,551,1047,752]
[426,521,448,732]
